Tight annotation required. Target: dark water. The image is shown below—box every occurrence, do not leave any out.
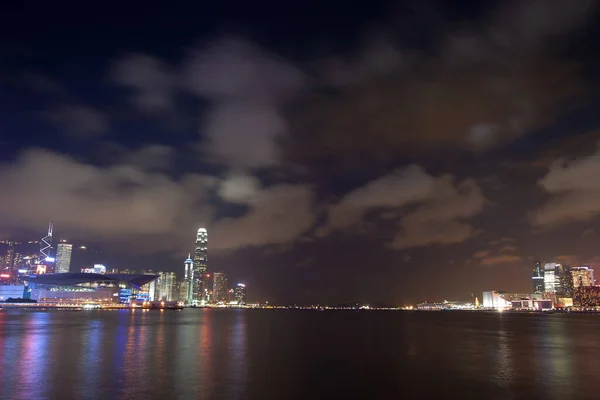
[1,309,599,400]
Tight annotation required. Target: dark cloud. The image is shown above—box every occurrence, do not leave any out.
[211,183,315,250]
[319,165,487,249]
[389,177,486,249]
[48,105,109,137]
[532,143,600,227]
[479,254,523,266]
[287,1,594,166]
[0,149,210,252]
[112,54,177,113]
[186,37,306,168]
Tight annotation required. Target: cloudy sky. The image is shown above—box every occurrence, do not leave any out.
[2,0,600,304]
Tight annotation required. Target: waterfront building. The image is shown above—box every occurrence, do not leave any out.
[574,286,600,307]
[183,254,194,304]
[22,272,159,305]
[192,228,208,302]
[416,301,445,311]
[155,272,176,301]
[532,261,544,293]
[482,290,512,309]
[234,283,246,305]
[212,272,228,303]
[55,242,73,273]
[571,266,595,288]
[543,263,561,293]
[560,265,574,297]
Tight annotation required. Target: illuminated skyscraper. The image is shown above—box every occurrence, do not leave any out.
[55,242,73,273]
[184,254,194,304]
[532,261,544,293]
[40,223,53,261]
[559,265,573,297]
[543,263,561,293]
[571,266,595,288]
[192,228,208,302]
[212,272,228,302]
[234,283,246,305]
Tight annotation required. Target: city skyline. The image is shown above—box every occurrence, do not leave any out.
[3,1,600,304]
[4,222,600,305]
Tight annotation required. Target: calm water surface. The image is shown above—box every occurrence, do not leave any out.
[1,309,599,400]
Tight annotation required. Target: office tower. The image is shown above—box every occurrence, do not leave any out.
[156,272,176,301]
[192,228,208,302]
[234,283,246,305]
[55,243,73,273]
[212,272,228,302]
[559,265,573,297]
[40,223,53,261]
[3,241,14,270]
[571,266,595,288]
[543,263,560,293]
[184,254,194,304]
[532,261,544,293]
[12,252,23,271]
[177,281,188,303]
[228,288,234,303]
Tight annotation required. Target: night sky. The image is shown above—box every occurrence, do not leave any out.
[2,0,600,305]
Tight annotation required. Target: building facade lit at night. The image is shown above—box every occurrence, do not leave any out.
[55,242,73,273]
[532,261,544,293]
[571,266,595,289]
[212,272,227,303]
[234,283,246,305]
[192,228,208,303]
[543,263,561,293]
[183,254,194,304]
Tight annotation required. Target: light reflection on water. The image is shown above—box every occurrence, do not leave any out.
[2,310,600,399]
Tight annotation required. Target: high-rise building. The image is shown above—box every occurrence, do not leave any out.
[55,243,73,273]
[571,266,595,288]
[234,283,246,305]
[212,272,228,302]
[559,265,573,297]
[12,252,23,271]
[192,228,208,302]
[40,223,53,261]
[543,263,561,293]
[184,254,194,304]
[2,241,15,269]
[532,261,544,293]
[155,272,176,301]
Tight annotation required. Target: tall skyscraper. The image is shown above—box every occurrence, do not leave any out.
[184,254,194,304]
[571,266,595,288]
[212,272,228,302]
[532,261,544,293]
[559,264,573,297]
[40,223,53,261]
[234,283,246,305]
[192,228,208,302]
[543,263,560,293]
[55,242,73,273]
